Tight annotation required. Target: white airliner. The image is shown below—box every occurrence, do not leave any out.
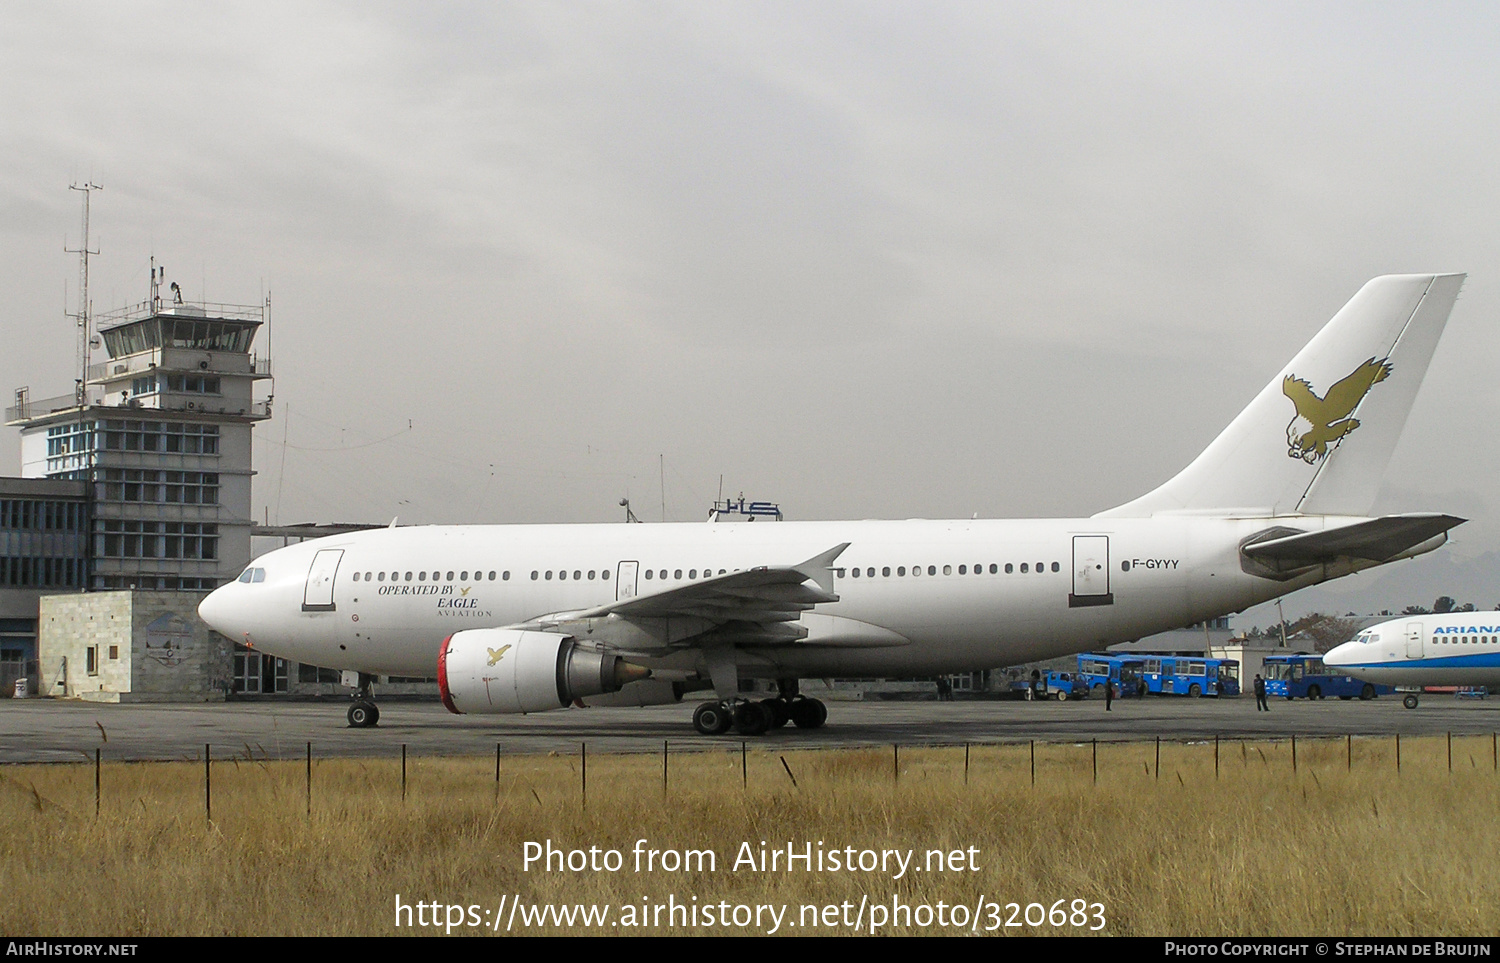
[199,273,1467,735]
[1325,612,1500,709]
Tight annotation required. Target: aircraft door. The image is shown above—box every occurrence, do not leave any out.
[1070,535,1113,608]
[1405,621,1423,659]
[616,561,639,601]
[302,549,344,612]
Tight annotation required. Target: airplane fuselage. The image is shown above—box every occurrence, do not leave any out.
[1326,614,1500,688]
[209,514,1365,681]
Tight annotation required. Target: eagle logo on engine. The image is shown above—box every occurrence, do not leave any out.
[1282,357,1391,464]
[486,644,512,666]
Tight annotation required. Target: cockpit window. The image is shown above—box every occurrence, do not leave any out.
[237,567,266,583]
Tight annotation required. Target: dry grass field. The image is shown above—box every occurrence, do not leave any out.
[2,736,1497,936]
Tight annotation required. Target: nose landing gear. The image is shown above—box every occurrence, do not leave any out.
[346,672,381,728]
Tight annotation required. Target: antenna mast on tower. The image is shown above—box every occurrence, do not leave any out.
[65,182,102,407]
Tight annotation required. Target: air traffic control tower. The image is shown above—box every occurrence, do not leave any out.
[6,272,272,591]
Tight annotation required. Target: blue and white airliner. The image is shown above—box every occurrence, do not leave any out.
[1325,613,1500,709]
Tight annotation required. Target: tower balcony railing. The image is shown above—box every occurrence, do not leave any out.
[94,299,264,328]
[6,389,103,424]
[7,390,270,424]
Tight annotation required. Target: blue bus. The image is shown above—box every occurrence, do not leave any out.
[1075,655,1148,698]
[1139,656,1240,697]
[1262,653,1394,701]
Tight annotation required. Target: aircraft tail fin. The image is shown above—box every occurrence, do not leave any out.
[1099,273,1464,518]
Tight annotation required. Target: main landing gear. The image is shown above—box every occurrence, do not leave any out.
[691,678,828,736]
[347,672,380,728]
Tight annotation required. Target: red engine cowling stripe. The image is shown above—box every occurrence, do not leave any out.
[436,634,461,714]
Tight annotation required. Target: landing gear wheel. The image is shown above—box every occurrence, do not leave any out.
[347,701,379,728]
[692,701,734,735]
[1403,694,1420,710]
[789,697,828,729]
[1360,684,1376,701]
[759,699,791,729]
[733,701,772,736]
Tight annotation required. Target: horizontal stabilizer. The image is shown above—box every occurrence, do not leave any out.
[1242,513,1465,564]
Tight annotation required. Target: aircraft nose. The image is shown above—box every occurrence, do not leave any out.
[1324,642,1351,667]
[198,584,237,635]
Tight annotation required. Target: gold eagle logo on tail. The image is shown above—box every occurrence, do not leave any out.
[1282,357,1392,464]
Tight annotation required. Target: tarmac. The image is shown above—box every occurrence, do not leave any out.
[3,693,1499,763]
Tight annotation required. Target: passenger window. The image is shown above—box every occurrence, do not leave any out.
[912,566,921,577]
[589,570,596,580]
[1005,564,1013,573]
[1020,564,1028,573]
[602,571,610,580]
[546,571,553,580]
[897,567,906,576]
[447,571,455,581]
[989,564,997,574]
[883,567,891,577]
[943,565,952,576]
[958,565,966,575]
[501,571,508,580]
[1051,562,1060,572]
[645,570,654,579]
[559,570,567,580]
[405,572,413,581]
[852,568,860,578]
[530,571,538,580]
[689,569,697,579]
[352,572,361,582]
[378,572,386,582]
[674,570,682,579]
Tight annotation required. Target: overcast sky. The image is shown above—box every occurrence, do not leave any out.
[1,2,1496,617]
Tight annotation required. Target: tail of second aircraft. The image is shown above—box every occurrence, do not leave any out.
[1100,273,1464,518]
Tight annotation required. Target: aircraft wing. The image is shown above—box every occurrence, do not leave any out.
[568,543,848,623]
[524,543,852,649]
[1243,513,1464,564]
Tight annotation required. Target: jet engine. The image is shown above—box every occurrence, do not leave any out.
[438,627,649,714]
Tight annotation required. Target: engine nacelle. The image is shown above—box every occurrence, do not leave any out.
[438,628,649,714]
